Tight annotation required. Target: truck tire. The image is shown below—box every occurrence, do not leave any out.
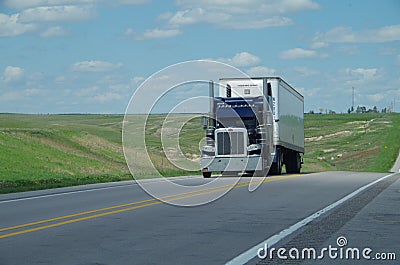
[269,149,283,175]
[286,152,301,174]
[202,172,211,178]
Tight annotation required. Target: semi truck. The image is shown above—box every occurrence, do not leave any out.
[200,77,304,178]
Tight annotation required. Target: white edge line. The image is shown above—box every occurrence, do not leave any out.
[225,172,397,265]
[0,175,201,204]
[0,184,135,204]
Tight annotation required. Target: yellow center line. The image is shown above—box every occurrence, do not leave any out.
[0,201,163,239]
[0,184,246,239]
[0,180,244,233]
[0,174,303,239]
[0,198,156,233]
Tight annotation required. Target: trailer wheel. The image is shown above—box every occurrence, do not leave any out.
[286,152,301,174]
[202,172,211,178]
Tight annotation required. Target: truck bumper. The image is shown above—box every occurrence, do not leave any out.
[201,156,263,172]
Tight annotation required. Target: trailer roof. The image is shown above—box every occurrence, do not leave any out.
[218,77,303,99]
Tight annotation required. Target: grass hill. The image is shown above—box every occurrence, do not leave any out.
[0,113,399,193]
[302,113,399,173]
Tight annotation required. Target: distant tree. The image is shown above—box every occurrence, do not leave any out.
[309,110,315,114]
[347,108,351,114]
[373,106,378,113]
[356,106,362,113]
[361,106,367,113]
[351,106,354,112]
[382,107,387,113]
[319,108,324,114]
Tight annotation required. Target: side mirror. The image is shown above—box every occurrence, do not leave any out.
[202,115,208,129]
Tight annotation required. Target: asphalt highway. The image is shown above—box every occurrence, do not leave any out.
[0,171,398,265]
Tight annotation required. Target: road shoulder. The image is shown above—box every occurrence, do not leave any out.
[255,173,400,264]
[390,151,400,172]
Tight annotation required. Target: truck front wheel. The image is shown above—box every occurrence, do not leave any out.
[269,149,283,175]
[202,172,212,178]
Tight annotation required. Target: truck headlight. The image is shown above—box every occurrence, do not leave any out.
[201,145,215,153]
[247,144,261,152]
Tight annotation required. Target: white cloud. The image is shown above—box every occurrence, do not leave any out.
[168,7,230,26]
[124,28,135,37]
[216,52,261,67]
[365,93,385,102]
[5,0,149,9]
[24,88,45,96]
[19,5,95,22]
[109,84,129,92]
[135,28,182,40]
[246,66,276,76]
[341,67,382,88]
[346,68,378,80]
[40,26,68,37]
[175,0,319,14]
[0,91,26,102]
[164,0,318,29]
[77,86,99,96]
[117,0,150,5]
[71,61,123,72]
[279,48,327,59]
[3,66,25,82]
[310,41,328,49]
[167,8,291,29]
[132,76,145,83]
[314,24,400,44]
[293,66,319,76]
[91,92,123,103]
[54,76,66,83]
[336,45,359,55]
[224,17,292,29]
[300,86,322,98]
[273,0,319,13]
[4,0,97,9]
[0,13,36,37]
[77,86,126,103]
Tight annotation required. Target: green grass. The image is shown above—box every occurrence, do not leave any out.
[0,113,399,193]
[0,114,131,193]
[144,114,202,176]
[302,113,400,173]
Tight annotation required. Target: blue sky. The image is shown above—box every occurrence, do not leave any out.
[0,0,399,114]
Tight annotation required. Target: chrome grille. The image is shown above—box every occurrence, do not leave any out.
[216,131,245,156]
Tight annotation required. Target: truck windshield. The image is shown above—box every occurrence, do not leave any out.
[216,106,257,129]
[216,117,256,129]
